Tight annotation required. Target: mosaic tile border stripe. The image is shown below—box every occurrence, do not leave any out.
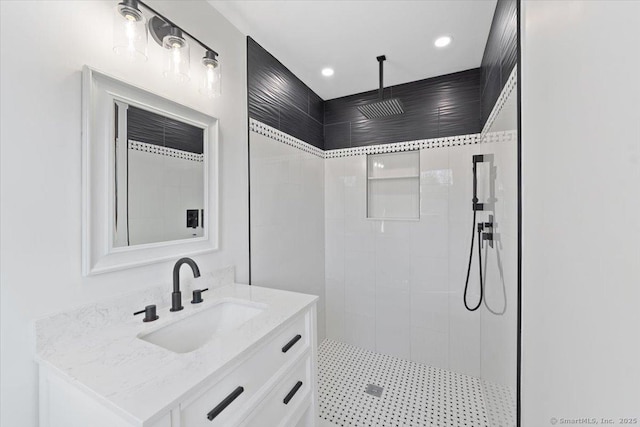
[324,133,482,158]
[250,119,325,158]
[251,66,517,159]
[129,140,204,162]
[484,129,517,145]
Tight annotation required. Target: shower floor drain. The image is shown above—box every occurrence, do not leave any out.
[365,384,384,397]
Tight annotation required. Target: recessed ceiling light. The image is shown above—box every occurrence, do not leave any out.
[322,67,334,77]
[434,36,452,48]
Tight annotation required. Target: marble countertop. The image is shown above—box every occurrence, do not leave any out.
[35,282,317,426]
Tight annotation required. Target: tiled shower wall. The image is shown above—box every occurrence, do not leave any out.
[479,84,517,390]
[249,78,516,393]
[249,131,326,340]
[247,0,518,390]
[324,84,517,385]
[127,146,204,245]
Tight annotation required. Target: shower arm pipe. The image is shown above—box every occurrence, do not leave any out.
[137,0,219,56]
[377,55,386,100]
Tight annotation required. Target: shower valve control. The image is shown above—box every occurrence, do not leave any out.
[482,232,494,248]
[478,215,494,247]
[479,215,495,248]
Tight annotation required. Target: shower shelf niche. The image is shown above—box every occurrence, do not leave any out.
[367,174,420,180]
[367,151,420,220]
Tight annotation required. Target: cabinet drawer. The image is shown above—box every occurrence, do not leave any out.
[269,309,310,362]
[181,311,310,426]
[240,355,312,427]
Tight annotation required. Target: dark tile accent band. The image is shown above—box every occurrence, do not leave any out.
[323,69,482,150]
[481,0,517,127]
[482,66,517,136]
[127,105,204,154]
[248,37,324,149]
[247,1,517,151]
[250,65,516,160]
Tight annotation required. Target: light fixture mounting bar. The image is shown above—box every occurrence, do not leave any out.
[137,0,218,56]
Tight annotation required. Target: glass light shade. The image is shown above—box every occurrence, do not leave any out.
[162,32,190,83]
[113,2,147,61]
[200,57,221,98]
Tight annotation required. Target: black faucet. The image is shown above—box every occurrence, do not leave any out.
[171,257,201,312]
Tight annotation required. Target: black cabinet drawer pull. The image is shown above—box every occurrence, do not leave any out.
[283,381,303,405]
[282,334,302,353]
[207,386,244,421]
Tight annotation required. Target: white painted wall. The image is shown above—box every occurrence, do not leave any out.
[249,132,326,340]
[0,1,248,425]
[521,1,640,425]
[324,129,517,383]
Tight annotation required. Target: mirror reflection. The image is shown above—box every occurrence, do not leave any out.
[113,102,205,247]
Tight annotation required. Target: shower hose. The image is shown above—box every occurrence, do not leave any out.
[463,210,484,311]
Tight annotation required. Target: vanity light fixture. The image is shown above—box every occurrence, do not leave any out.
[200,50,221,98]
[161,27,191,82]
[113,0,148,61]
[113,0,221,93]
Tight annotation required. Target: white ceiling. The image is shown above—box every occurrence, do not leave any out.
[208,0,497,100]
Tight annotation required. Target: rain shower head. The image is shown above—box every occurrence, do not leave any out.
[358,98,404,119]
[358,55,404,119]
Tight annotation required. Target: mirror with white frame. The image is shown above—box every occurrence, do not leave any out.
[82,67,218,276]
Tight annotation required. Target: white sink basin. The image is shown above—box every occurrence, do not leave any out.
[139,299,266,353]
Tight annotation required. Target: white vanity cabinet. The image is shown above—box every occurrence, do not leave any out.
[36,285,318,427]
[177,308,316,427]
[239,354,313,427]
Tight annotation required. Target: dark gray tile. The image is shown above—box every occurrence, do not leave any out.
[280,106,323,149]
[480,0,517,128]
[324,88,392,124]
[438,100,481,137]
[350,111,440,147]
[500,14,518,86]
[309,89,324,123]
[306,117,324,149]
[324,122,350,150]
[481,68,501,125]
[325,69,481,149]
[248,37,325,148]
[248,96,280,130]
[248,38,308,113]
[127,106,204,154]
